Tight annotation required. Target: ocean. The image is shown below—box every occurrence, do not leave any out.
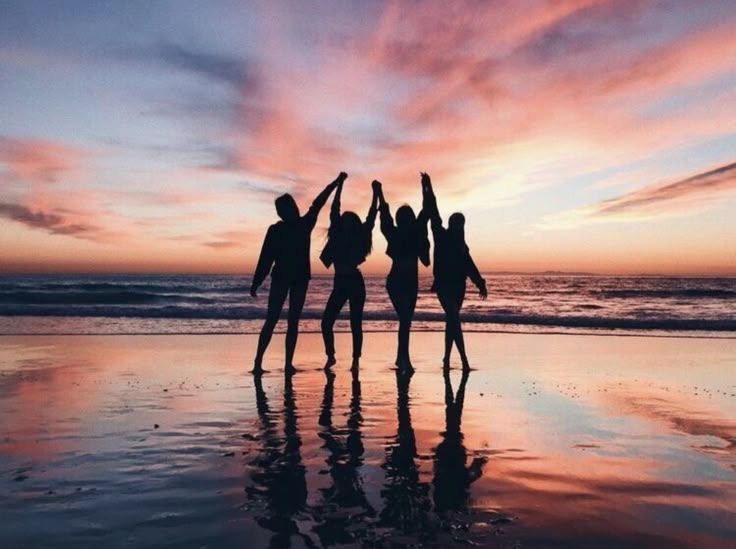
[0,273,734,337]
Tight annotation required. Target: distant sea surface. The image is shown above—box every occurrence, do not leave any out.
[0,274,734,337]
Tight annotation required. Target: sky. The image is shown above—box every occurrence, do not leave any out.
[1,0,735,276]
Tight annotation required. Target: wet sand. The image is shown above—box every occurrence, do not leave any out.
[1,332,735,548]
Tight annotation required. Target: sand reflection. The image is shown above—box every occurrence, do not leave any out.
[2,333,735,547]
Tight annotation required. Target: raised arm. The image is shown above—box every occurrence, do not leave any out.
[418,222,431,266]
[421,172,442,230]
[374,181,395,238]
[365,180,380,230]
[250,225,276,296]
[330,177,344,226]
[304,171,347,229]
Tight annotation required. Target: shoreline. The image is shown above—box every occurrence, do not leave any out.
[1,328,735,339]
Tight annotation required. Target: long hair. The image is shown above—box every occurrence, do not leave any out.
[324,210,372,265]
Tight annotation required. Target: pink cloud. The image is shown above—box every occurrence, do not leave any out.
[0,137,83,185]
[219,0,736,215]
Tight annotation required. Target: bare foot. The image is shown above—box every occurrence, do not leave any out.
[251,358,265,375]
[324,355,336,369]
[284,364,297,375]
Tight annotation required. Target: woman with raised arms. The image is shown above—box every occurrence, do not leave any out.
[373,178,431,374]
[320,178,379,371]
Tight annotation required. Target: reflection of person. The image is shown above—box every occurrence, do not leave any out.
[250,172,346,374]
[375,179,431,373]
[432,369,486,514]
[379,371,432,536]
[313,370,375,545]
[320,179,378,370]
[422,173,487,370]
[248,375,311,546]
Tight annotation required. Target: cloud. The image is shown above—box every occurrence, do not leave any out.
[217,0,736,211]
[595,162,736,214]
[0,137,82,184]
[540,161,736,228]
[202,240,240,250]
[200,229,259,251]
[121,42,257,91]
[0,201,102,240]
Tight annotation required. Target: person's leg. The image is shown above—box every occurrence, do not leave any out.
[386,276,402,367]
[254,279,289,373]
[402,282,418,372]
[437,290,454,368]
[439,288,466,370]
[389,276,416,372]
[454,288,469,369]
[348,273,366,367]
[285,279,309,373]
[321,277,348,367]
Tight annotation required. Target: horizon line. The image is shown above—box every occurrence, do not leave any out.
[1,270,735,278]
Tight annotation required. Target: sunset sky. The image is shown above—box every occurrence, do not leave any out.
[1,0,735,275]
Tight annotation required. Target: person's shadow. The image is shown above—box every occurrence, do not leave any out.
[432,369,487,515]
[248,374,311,548]
[312,369,375,545]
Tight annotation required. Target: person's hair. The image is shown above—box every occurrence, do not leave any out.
[396,205,416,229]
[326,210,372,262]
[275,194,299,221]
[448,212,465,241]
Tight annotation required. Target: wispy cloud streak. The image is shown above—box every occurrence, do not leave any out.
[541,162,736,228]
[0,202,100,240]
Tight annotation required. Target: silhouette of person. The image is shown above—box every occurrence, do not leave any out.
[250,172,347,374]
[319,179,378,370]
[248,374,312,548]
[421,173,487,370]
[374,179,431,373]
[432,369,486,515]
[312,369,375,545]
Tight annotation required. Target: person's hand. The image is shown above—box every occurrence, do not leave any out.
[372,180,382,192]
[421,172,431,187]
[250,286,258,298]
[478,281,488,300]
[337,171,348,183]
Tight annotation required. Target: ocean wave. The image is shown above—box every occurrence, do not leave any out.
[0,291,216,305]
[0,282,249,294]
[1,274,734,335]
[0,305,734,332]
[600,288,736,299]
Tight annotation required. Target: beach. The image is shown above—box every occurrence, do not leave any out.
[1,331,735,548]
